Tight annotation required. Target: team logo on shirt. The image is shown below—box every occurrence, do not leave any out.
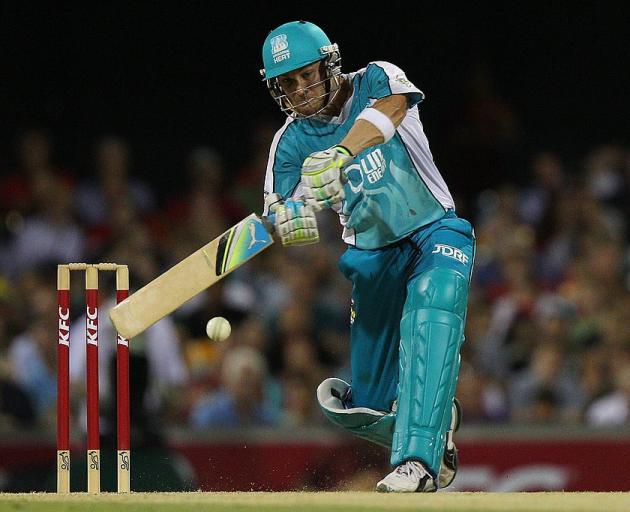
[346,148,386,192]
[394,74,414,89]
[270,34,290,63]
[350,299,356,325]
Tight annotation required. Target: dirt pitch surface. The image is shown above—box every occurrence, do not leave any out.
[1,492,629,512]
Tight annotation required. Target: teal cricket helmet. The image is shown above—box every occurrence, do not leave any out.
[261,21,335,80]
[260,21,342,118]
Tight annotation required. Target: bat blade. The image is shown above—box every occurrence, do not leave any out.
[109,213,273,339]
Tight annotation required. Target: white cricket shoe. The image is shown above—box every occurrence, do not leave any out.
[376,460,437,493]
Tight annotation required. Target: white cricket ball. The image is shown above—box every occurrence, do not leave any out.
[206,317,231,342]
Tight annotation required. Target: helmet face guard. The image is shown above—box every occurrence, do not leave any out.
[260,21,342,119]
[262,45,342,119]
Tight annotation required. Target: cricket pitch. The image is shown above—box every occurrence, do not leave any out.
[1,492,629,512]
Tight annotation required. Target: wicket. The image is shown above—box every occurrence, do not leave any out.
[57,263,130,494]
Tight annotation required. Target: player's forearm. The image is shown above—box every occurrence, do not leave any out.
[340,120,386,156]
[339,95,408,155]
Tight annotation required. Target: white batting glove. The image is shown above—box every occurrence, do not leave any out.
[265,193,319,247]
[301,145,354,210]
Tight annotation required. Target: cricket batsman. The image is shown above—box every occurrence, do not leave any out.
[260,21,475,492]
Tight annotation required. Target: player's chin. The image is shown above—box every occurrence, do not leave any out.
[295,99,324,117]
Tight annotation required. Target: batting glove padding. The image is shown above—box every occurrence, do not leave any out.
[301,145,353,210]
[267,194,320,247]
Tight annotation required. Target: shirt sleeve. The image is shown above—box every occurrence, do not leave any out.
[363,61,425,108]
[262,121,303,214]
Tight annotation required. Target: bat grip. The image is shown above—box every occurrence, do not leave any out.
[261,214,276,235]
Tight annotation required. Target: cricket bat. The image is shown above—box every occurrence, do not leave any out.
[109,213,274,339]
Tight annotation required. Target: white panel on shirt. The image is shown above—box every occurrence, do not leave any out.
[263,117,294,215]
[398,107,455,210]
[338,205,356,246]
[370,63,452,208]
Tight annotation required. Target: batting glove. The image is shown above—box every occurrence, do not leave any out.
[301,145,353,210]
[265,193,320,247]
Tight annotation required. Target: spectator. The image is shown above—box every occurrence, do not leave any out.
[509,344,585,423]
[586,361,630,426]
[6,279,58,426]
[280,371,323,427]
[1,177,85,278]
[517,151,566,228]
[190,345,277,428]
[162,146,236,249]
[75,136,156,227]
[0,127,72,218]
[74,136,157,258]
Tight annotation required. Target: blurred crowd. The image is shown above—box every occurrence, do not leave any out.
[0,123,628,444]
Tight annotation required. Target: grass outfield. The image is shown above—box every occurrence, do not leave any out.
[1,492,629,512]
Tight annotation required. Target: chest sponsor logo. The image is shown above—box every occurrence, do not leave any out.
[346,148,386,192]
[432,244,469,264]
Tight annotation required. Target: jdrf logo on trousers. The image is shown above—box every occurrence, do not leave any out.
[432,244,469,264]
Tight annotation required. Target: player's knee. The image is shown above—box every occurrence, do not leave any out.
[411,267,469,318]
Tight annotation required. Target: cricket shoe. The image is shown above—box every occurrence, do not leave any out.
[438,397,462,489]
[376,460,437,493]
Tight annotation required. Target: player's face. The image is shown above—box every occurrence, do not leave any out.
[277,61,327,116]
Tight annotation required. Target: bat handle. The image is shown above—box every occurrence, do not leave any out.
[261,214,276,235]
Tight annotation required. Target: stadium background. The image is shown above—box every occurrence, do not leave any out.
[0,3,629,492]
